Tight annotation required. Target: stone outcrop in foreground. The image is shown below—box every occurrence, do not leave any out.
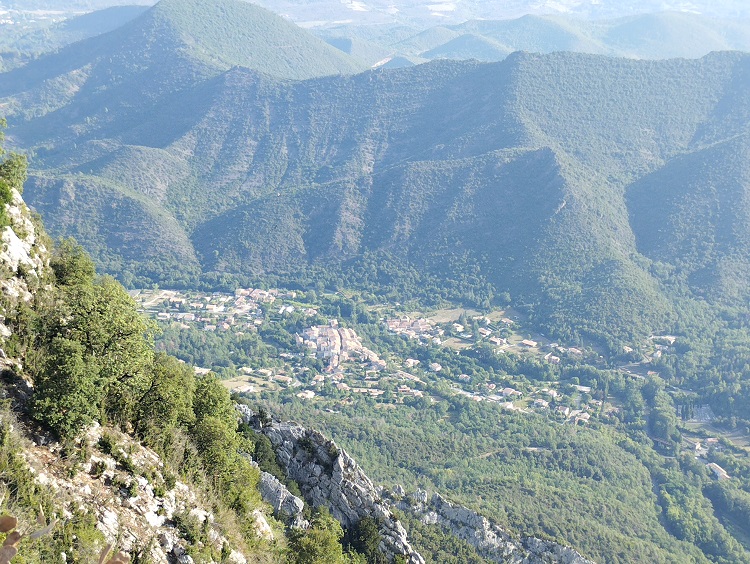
[258,470,308,528]
[263,422,425,564]
[260,417,596,564]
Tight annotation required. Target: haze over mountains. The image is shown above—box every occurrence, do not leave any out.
[0,5,149,56]
[1,0,749,350]
[319,12,750,67]
[5,0,750,61]
[4,3,750,564]
[245,0,750,27]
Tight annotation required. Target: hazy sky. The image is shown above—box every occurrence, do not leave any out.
[3,0,750,26]
[247,0,750,24]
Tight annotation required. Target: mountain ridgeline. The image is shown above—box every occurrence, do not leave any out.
[2,0,750,349]
[318,12,750,67]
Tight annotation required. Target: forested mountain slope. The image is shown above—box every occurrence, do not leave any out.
[4,45,748,347]
[0,125,441,564]
[0,0,362,140]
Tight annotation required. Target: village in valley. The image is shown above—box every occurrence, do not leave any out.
[129,285,738,481]
[131,288,675,422]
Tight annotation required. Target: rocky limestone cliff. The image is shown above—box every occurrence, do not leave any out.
[0,190,270,563]
[254,411,596,564]
[391,491,596,564]
[261,421,426,564]
[258,470,307,528]
[0,187,47,346]
[14,418,254,564]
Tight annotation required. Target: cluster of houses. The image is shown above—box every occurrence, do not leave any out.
[447,381,599,424]
[289,365,429,403]
[686,437,732,481]
[140,292,603,423]
[385,316,443,344]
[386,312,592,367]
[131,287,315,332]
[297,320,385,373]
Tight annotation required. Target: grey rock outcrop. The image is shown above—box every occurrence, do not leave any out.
[393,491,595,564]
[258,416,593,564]
[263,422,424,564]
[258,470,307,528]
[20,421,252,564]
[521,537,594,564]
[236,403,255,425]
[0,188,48,376]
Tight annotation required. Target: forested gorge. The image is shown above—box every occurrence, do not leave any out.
[264,390,750,564]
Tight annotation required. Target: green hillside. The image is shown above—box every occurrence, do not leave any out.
[628,134,750,303]
[4,18,750,564]
[0,0,363,148]
[454,15,601,55]
[323,35,393,67]
[602,12,750,58]
[7,50,750,350]
[421,34,512,62]
[148,0,364,76]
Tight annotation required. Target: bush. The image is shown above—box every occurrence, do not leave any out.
[97,433,117,455]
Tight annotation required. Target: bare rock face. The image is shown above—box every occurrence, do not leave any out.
[21,421,253,564]
[258,470,307,528]
[393,491,596,564]
[0,189,47,282]
[0,188,48,367]
[263,422,425,564]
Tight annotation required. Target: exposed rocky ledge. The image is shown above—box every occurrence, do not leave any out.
[20,421,251,564]
[391,490,596,564]
[245,405,595,564]
[258,470,308,528]
[262,421,425,564]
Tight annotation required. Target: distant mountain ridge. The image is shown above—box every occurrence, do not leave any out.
[0,5,149,56]
[318,12,750,67]
[249,0,750,28]
[1,18,749,346]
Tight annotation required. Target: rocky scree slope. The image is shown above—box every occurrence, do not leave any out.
[20,422,253,563]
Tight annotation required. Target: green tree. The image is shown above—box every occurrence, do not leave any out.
[289,507,348,564]
[50,238,96,287]
[135,353,196,446]
[0,153,27,194]
[33,242,155,435]
[56,276,155,426]
[191,415,240,479]
[193,373,237,427]
[31,337,101,439]
[346,517,386,564]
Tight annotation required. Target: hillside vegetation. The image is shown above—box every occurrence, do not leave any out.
[1,44,748,350]
[0,129,383,563]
